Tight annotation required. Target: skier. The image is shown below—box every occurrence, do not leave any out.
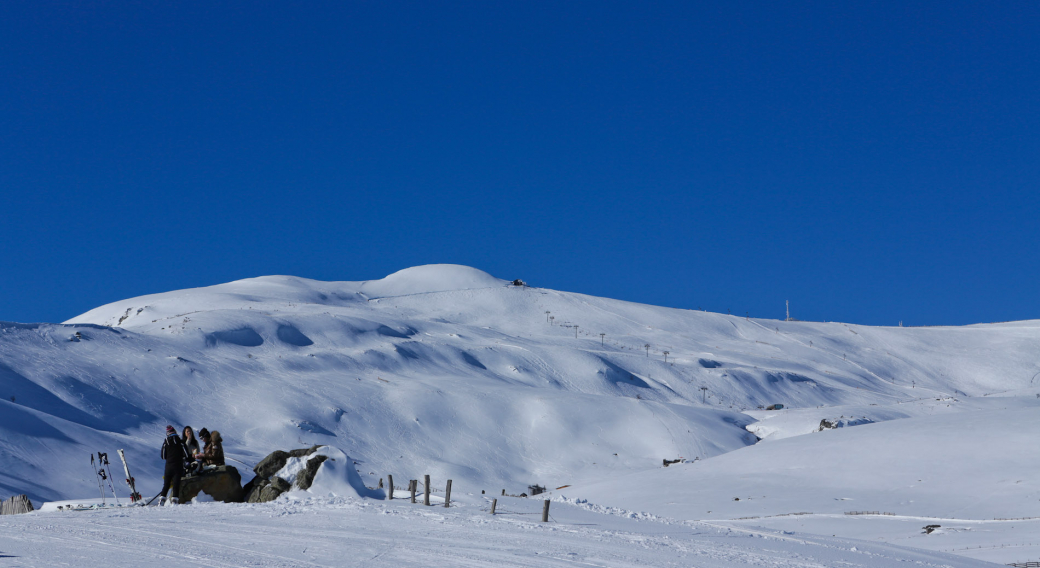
[159,425,189,505]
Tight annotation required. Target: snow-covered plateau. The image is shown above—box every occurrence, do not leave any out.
[1,264,1038,566]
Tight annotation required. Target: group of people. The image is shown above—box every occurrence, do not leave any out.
[159,425,225,505]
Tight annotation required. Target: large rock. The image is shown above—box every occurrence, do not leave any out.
[0,494,34,515]
[253,446,321,479]
[179,466,245,503]
[245,474,291,503]
[246,446,324,503]
[253,451,291,480]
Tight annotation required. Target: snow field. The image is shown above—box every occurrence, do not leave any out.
[0,494,998,567]
[2,264,1039,565]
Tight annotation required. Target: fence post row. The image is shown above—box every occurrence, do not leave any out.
[409,479,417,503]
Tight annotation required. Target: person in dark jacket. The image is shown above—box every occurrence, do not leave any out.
[159,425,189,505]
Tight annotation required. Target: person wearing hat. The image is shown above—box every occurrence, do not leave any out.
[159,425,190,505]
[196,428,225,468]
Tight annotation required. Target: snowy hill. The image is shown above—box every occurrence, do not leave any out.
[2,264,1039,565]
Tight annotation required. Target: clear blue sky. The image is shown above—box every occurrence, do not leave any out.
[1,2,1038,326]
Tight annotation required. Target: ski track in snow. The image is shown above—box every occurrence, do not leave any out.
[0,496,999,567]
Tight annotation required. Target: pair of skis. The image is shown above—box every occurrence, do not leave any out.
[89,449,144,506]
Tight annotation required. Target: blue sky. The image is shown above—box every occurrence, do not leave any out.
[1,2,1038,326]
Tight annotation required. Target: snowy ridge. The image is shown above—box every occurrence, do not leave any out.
[1,264,1039,565]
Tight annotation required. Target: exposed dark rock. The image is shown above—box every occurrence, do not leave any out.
[259,485,285,502]
[296,455,328,490]
[253,446,322,480]
[245,478,270,503]
[819,417,874,431]
[245,475,291,504]
[179,465,244,503]
[246,446,331,501]
[270,476,291,493]
[253,451,290,479]
[289,446,321,458]
[242,475,261,498]
[0,494,34,515]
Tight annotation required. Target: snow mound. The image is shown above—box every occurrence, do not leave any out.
[359,264,506,298]
[276,446,384,500]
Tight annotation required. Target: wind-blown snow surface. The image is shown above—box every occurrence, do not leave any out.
[0,494,998,567]
[2,264,1039,565]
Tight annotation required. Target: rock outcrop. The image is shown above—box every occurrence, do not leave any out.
[819,417,874,431]
[179,465,245,503]
[246,475,291,503]
[245,446,329,503]
[296,455,328,490]
[0,494,34,515]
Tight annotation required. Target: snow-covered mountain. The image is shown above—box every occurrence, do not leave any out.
[2,264,1039,564]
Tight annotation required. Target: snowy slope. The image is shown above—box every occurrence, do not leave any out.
[2,264,1039,565]
[568,404,1040,565]
[2,264,1037,503]
[573,405,1040,520]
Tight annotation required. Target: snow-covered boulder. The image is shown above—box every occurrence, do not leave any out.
[281,446,384,499]
[245,446,384,502]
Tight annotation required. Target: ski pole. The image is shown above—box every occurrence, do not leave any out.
[105,452,121,504]
[98,452,120,505]
[97,458,112,503]
[90,454,106,504]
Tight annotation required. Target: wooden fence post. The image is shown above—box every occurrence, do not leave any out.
[409,480,417,503]
[542,499,550,522]
[501,489,506,496]
[424,474,431,506]
[388,474,394,500]
[491,498,497,515]
[444,479,452,508]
